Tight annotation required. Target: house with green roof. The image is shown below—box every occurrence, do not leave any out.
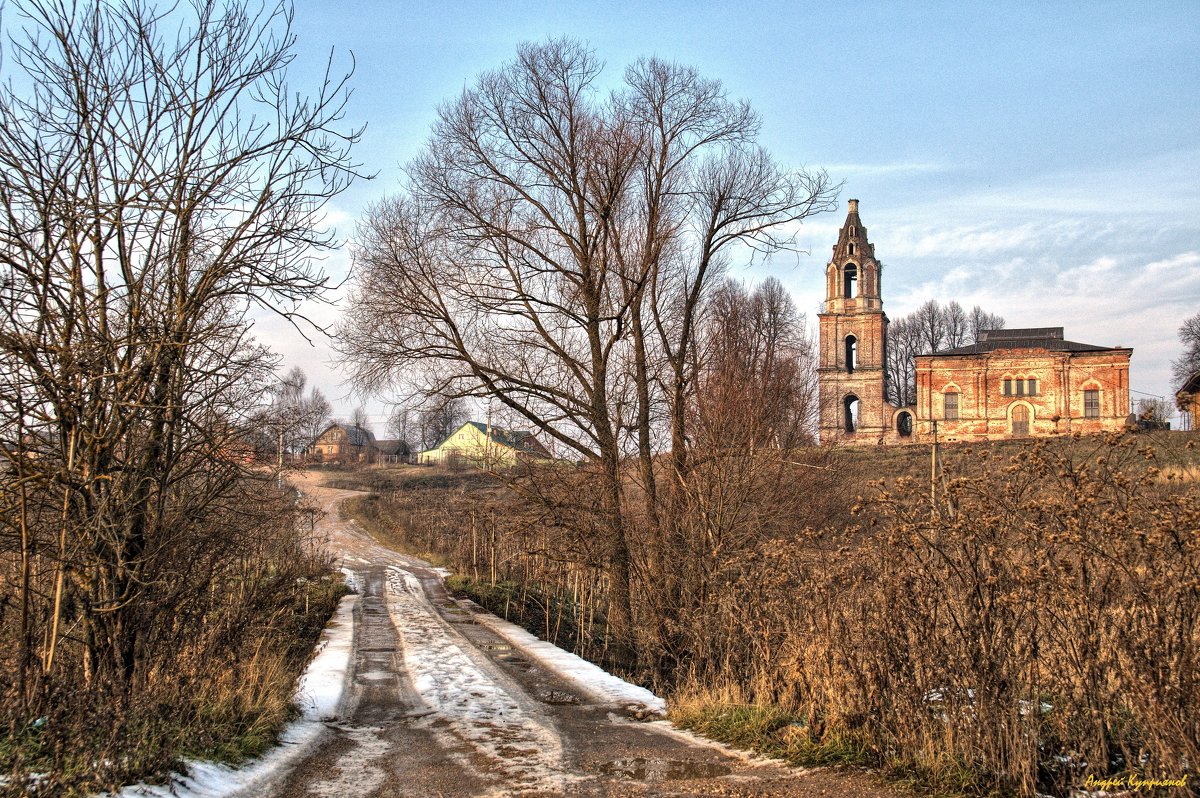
[416,421,551,468]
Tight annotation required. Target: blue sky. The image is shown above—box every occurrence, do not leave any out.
[256,1,1200,429]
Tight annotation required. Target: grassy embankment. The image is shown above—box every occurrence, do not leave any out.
[0,480,349,798]
[332,432,1200,797]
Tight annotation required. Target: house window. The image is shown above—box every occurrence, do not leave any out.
[1012,405,1030,436]
[1084,389,1100,418]
[1003,378,1012,396]
[943,391,959,420]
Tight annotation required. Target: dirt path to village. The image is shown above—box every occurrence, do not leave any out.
[266,472,897,798]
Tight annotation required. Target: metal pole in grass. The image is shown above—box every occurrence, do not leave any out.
[931,419,939,519]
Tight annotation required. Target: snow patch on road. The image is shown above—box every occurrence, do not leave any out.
[385,566,575,795]
[305,724,390,798]
[466,602,667,716]
[104,593,359,798]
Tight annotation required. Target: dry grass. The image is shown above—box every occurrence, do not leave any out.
[338,433,1200,797]
[0,477,347,797]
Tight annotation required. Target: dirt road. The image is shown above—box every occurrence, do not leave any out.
[268,472,895,798]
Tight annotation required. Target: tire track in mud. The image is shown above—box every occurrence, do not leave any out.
[384,565,578,795]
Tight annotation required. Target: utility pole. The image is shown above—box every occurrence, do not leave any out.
[930,419,939,518]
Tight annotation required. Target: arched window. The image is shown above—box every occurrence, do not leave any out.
[844,395,860,433]
[845,335,858,373]
[897,411,913,437]
[843,263,858,298]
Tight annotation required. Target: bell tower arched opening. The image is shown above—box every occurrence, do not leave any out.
[844,395,860,433]
[845,335,858,373]
[843,263,858,298]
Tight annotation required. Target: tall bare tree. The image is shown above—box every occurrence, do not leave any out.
[885,301,1005,407]
[1172,311,1200,388]
[968,304,1007,343]
[418,398,467,449]
[0,0,359,705]
[339,38,835,660]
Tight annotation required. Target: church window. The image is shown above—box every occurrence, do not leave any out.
[1003,378,1012,396]
[849,242,855,254]
[1016,379,1025,396]
[1027,378,1037,395]
[845,335,858,373]
[1084,389,1100,418]
[943,391,959,420]
[897,411,913,437]
[843,263,858,298]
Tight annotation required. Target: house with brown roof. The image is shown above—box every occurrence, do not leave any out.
[310,423,377,462]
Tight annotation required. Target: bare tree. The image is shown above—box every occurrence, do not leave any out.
[1172,312,1200,388]
[264,367,331,464]
[968,305,1007,343]
[387,406,415,455]
[339,39,835,660]
[350,406,373,434]
[0,0,359,707]
[418,398,468,449]
[885,316,921,407]
[886,301,1004,407]
[695,277,817,449]
[943,300,969,349]
[912,299,947,354]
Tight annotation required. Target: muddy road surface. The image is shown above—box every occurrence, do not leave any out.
[267,472,895,798]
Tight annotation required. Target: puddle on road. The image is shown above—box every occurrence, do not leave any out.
[538,689,579,705]
[598,757,732,781]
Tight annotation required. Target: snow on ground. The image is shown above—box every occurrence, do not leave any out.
[463,600,667,716]
[105,593,359,798]
[384,566,579,795]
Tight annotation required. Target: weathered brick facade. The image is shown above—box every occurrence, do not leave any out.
[913,331,1132,442]
[817,199,891,444]
[817,201,1133,445]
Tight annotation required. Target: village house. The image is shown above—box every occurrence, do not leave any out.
[818,200,1133,444]
[1177,371,1200,432]
[417,421,551,468]
[310,423,377,462]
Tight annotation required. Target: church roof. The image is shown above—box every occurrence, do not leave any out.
[924,328,1128,357]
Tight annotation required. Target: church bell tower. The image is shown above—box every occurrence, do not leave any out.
[818,199,889,443]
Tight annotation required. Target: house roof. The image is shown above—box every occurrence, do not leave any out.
[316,423,376,447]
[921,327,1128,357]
[424,421,549,456]
[463,422,548,454]
[376,438,409,455]
[1177,370,1200,408]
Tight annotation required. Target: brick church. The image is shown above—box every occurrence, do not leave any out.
[817,200,1133,445]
